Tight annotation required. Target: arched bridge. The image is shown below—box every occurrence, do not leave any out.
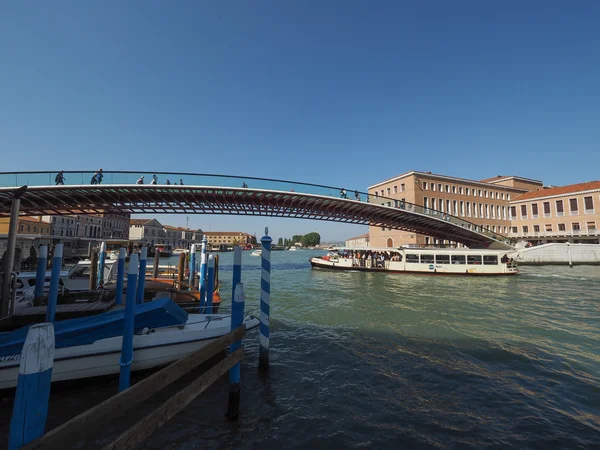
[0,171,513,250]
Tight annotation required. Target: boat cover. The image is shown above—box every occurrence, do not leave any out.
[0,298,189,358]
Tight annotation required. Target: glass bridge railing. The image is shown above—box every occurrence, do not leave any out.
[0,171,510,244]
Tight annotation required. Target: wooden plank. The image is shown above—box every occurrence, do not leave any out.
[102,346,244,450]
[23,326,245,450]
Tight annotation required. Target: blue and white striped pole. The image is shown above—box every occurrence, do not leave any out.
[205,254,215,314]
[9,323,55,450]
[259,228,272,373]
[33,245,48,305]
[189,244,197,290]
[136,247,147,305]
[226,281,245,421]
[114,248,126,305]
[119,253,138,392]
[97,241,106,288]
[199,238,207,300]
[46,243,63,323]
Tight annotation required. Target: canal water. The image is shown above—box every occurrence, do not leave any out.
[2,250,599,448]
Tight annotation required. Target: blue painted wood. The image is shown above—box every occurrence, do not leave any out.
[115,248,126,305]
[97,242,106,288]
[136,247,147,305]
[259,231,272,373]
[33,245,48,303]
[119,254,138,392]
[205,255,215,314]
[199,238,207,303]
[226,280,245,421]
[229,246,242,383]
[46,244,63,323]
[9,323,55,450]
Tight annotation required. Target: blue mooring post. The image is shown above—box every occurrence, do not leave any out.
[226,246,244,421]
[259,228,272,373]
[136,247,147,305]
[189,244,197,290]
[46,243,63,323]
[97,241,106,288]
[199,238,207,301]
[9,323,55,450]
[33,245,48,305]
[119,253,138,392]
[205,254,215,314]
[114,248,126,305]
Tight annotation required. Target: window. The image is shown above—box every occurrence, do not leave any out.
[406,254,419,263]
[484,190,488,198]
[531,203,538,218]
[466,202,471,217]
[483,255,498,265]
[459,187,463,195]
[555,200,564,216]
[507,194,511,201]
[486,204,490,218]
[445,185,449,193]
[533,225,540,233]
[587,221,596,232]
[452,186,456,194]
[584,196,594,213]
[393,185,398,194]
[446,199,451,214]
[401,183,405,192]
[466,188,470,195]
[380,189,384,197]
[545,224,552,232]
[421,254,434,264]
[501,193,505,200]
[451,255,466,265]
[478,189,482,197]
[460,201,465,216]
[558,223,566,232]
[467,255,482,265]
[569,198,579,215]
[521,205,527,219]
[510,206,516,219]
[387,188,391,195]
[423,182,428,190]
[19,224,23,232]
[431,197,436,211]
[522,226,528,233]
[502,206,506,219]
[438,183,442,192]
[453,200,458,215]
[511,227,518,233]
[543,201,551,217]
[435,254,450,264]
[374,191,378,197]
[473,202,477,218]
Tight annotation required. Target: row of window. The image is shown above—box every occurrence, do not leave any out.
[511,221,596,234]
[376,184,407,197]
[422,182,510,200]
[405,254,499,265]
[423,197,507,220]
[18,224,51,234]
[511,196,596,219]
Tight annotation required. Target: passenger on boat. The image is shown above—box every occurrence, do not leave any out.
[55,170,65,185]
[501,254,509,263]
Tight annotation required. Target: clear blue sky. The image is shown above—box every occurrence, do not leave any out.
[1,1,599,241]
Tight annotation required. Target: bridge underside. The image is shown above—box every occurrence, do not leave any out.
[0,185,512,250]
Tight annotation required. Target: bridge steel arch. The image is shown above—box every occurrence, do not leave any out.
[0,176,512,250]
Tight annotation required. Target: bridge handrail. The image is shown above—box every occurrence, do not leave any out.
[0,170,510,245]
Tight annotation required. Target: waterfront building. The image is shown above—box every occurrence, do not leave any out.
[509,181,600,245]
[345,233,370,248]
[203,231,255,250]
[100,213,130,240]
[162,225,202,249]
[368,171,542,248]
[129,218,166,246]
[0,216,52,261]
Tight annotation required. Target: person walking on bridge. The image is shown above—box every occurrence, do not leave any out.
[340,188,347,199]
[151,174,158,185]
[179,179,184,185]
[55,170,65,185]
[136,175,144,184]
[166,179,171,185]
[354,190,360,201]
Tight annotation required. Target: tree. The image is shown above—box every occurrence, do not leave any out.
[301,232,321,247]
[278,237,283,245]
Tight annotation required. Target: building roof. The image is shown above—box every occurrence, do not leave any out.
[130,218,153,226]
[346,233,369,241]
[204,231,251,236]
[20,216,50,224]
[480,175,543,185]
[512,180,600,202]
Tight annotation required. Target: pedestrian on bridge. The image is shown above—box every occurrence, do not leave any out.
[55,171,65,185]
[137,176,144,184]
[179,179,184,185]
[340,188,347,199]
[90,168,103,185]
[151,174,158,185]
[166,179,171,185]
[354,190,360,201]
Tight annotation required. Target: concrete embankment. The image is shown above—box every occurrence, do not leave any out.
[511,243,600,266]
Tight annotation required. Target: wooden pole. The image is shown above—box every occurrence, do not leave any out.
[33,246,48,307]
[45,244,63,323]
[9,323,55,450]
[199,238,207,303]
[119,254,138,392]
[205,255,215,314]
[188,244,196,289]
[177,252,185,283]
[152,248,159,279]
[1,189,24,318]
[89,251,98,291]
[114,248,126,305]
[227,278,245,421]
[136,247,147,305]
[97,242,107,289]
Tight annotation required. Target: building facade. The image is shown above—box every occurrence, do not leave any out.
[204,231,255,250]
[508,181,600,244]
[368,171,543,248]
[129,218,166,245]
[345,233,370,248]
[101,213,131,240]
[0,216,53,259]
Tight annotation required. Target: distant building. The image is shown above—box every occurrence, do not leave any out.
[204,231,255,249]
[162,225,202,249]
[0,216,52,257]
[101,213,131,240]
[345,233,370,248]
[129,218,165,245]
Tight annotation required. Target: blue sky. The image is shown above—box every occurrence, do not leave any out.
[1,1,599,241]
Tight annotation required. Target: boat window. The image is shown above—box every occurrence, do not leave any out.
[451,255,466,265]
[421,254,434,264]
[467,255,482,265]
[406,254,419,263]
[435,254,450,264]
[483,255,499,265]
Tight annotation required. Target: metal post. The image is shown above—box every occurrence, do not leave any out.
[199,238,207,301]
[33,245,48,306]
[97,242,106,288]
[115,248,126,305]
[8,323,55,450]
[89,251,98,291]
[46,244,63,323]
[567,241,573,268]
[205,254,215,314]
[136,247,147,304]
[226,282,245,421]
[189,244,196,290]
[1,187,26,318]
[259,228,272,373]
[177,252,185,283]
[119,253,138,392]
[87,241,92,259]
[152,247,159,279]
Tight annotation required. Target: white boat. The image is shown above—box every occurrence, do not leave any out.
[251,249,262,256]
[0,299,259,389]
[108,251,119,260]
[289,246,297,251]
[310,247,518,276]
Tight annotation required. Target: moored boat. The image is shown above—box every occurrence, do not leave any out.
[251,249,262,256]
[310,247,518,275]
